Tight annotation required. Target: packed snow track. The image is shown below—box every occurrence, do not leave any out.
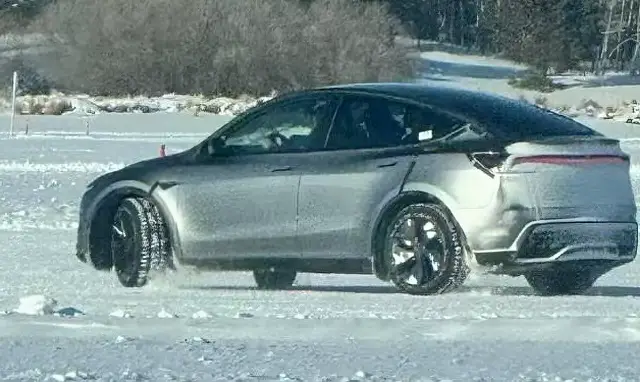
[1,114,640,381]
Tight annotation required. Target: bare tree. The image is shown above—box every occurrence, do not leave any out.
[598,0,618,75]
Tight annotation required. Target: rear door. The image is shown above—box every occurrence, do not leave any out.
[296,95,417,259]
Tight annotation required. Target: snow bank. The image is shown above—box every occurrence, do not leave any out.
[0,91,278,117]
[531,95,640,126]
[14,295,57,315]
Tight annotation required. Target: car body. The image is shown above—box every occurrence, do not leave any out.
[75,82,638,295]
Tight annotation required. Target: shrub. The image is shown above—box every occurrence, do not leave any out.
[28,0,412,97]
[0,55,52,95]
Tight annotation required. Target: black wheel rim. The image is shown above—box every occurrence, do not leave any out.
[389,215,447,286]
[111,209,136,277]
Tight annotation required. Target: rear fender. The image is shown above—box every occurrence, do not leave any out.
[400,182,467,232]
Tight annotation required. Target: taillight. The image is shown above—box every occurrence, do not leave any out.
[467,151,508,178]
[513,155,628,166]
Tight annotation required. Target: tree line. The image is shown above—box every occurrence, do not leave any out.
[385,0,639,75]
[0,0,631,97]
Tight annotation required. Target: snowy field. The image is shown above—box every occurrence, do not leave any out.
[1,114,640,382]
[4,51,640,381]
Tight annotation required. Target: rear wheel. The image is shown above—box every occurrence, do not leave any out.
[385,203,469,295]
[524,266,599,296]
[111,197,170,287]
[253,269,297,290]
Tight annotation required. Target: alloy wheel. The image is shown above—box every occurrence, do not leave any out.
[389,215,447,287]
[111,208,136,276]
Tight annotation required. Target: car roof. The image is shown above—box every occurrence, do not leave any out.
[314,82,499,103]
[303,82,597,139]
[309,82,537,117]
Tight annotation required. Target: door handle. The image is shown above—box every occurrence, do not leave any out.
[271,166,293,172]
[376,161,397,168]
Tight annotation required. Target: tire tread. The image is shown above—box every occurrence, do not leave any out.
[114,197,170,287]
[387,203,469,295]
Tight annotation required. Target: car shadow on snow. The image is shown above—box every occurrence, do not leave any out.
[181,284,401,294]
[464,285,640,297]
[178,284,640,298]
[179,284,640,296]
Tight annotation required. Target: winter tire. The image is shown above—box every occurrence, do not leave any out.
[524,266,599,296]
[111,197,169,287]
[253,269,297,290]
[385,203,469,295]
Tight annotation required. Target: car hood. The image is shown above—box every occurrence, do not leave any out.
[122,150,194,171]
[87,150,194,189]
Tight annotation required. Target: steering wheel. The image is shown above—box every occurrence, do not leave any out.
[266,131,290,149]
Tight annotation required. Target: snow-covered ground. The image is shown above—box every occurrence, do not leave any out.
[5,50,640,381]
[0,113,639,381]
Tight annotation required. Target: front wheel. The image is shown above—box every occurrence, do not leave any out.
[524,266,599,296]
[111,197,170,287]
[253,269,297,290]
[385,203,469,295]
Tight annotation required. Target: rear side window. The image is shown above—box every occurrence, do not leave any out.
[466,100,596,140]
[425,94,599,140]
[326,95,472,150]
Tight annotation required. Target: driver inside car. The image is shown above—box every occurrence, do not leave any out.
[362,101,405,147]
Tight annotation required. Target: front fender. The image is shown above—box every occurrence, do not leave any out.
[82,179,184,268]
[87,180,152,217]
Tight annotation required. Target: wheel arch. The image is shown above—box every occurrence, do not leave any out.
[86,180,182,270]
[370,185,468,281]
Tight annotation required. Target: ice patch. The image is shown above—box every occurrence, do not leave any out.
[0,219,78,231]
[8,130,206,143]
[0,160,124,173]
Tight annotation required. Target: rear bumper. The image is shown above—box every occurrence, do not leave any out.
[473,219,638,267]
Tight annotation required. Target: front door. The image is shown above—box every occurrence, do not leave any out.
[171,95,339,260]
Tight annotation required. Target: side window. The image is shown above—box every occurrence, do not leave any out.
[326,97,406,150]
[220,97,336,154]
[400,104,472,143]
[326,96,470,150]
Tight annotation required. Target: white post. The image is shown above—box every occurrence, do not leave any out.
[9,71,18,137]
